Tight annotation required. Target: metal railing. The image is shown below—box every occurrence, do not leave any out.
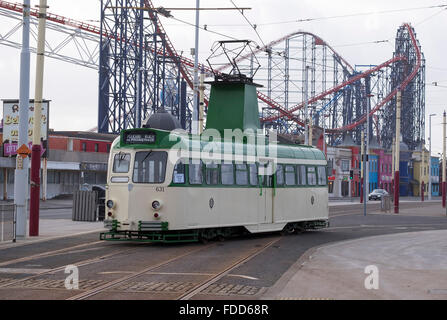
[0,204,14,242]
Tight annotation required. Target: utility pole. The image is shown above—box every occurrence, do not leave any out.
[309,108,313,146]
[192,0,200,134]
[29,0,47,237]
[363,130,367,215]
[198,69,205,134]
[394,90,401,214]
[360,131,364,204]
[391,137,395,198]
[429,113,436,201]
[421,142,425,202]
[443,111,446,208]
[14,0,31,239]
[365,92,373,204]
[304,66,309,145]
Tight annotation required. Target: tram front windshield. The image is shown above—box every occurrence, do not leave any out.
[133,151,168,184]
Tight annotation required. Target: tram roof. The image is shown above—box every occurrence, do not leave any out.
[115,128,326,161]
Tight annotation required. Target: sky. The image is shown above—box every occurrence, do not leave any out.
[0,0,446,155]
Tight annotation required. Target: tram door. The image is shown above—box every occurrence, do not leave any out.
[258,161,274,224]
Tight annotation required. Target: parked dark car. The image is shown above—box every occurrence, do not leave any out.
[368,189,389,201]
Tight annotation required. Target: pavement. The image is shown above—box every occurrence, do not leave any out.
[262,202,447,300]
[0,198,105,249]
[1,197,447,300]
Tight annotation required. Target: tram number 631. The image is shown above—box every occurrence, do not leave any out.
[155,187,165,192]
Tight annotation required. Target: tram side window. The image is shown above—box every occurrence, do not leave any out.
[113,153,131,173]
[206,162,219,185]
[317,166,327,185]
[133,151,167,183]
[189,161,203,185]
[172,159,186,184]
[276,164,284,186]
[248,164,258,186]
[307,166,317,186]
[221,163,234,185]
[298,165,307,185]
[235,164,248,185]
[285,165,296,186]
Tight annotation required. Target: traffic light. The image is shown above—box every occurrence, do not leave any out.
[349,170,354,180]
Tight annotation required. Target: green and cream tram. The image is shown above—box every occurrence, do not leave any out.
[101,77,328,243]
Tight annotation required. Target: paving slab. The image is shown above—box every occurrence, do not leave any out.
[263,229,447,300]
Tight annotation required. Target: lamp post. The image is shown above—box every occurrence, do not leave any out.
[29,0,47,236]
[14,0,31,239]
[304,66,310,145]
[429,113,436,200]
[443,111,446,208]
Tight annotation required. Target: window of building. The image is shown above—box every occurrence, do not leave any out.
[285,165,295,186]
[221,164,234,185]
[82,142,87,152]
[47,171,54,184]
[235,164,248,185]
[307,166,317,186]
[67,139,73,152]
[172,159,186,184]
[95,143,99,152]
[341,160,349,172]
[133,151,168,184]
[107,144,111,153]
[205,162,219,185]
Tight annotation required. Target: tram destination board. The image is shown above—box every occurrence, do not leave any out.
[123,130,156,144]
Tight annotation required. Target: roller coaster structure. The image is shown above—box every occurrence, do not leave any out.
[0,0,425,151]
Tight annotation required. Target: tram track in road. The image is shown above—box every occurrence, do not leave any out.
[67,236,281,300]
[67,243,217,300]
[176,237,281,300]
[0,240,104,267]
[0,246,141,290]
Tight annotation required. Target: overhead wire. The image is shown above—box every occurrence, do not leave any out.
[229,0,266,48]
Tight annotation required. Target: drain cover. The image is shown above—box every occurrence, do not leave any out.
[200,283,263,296]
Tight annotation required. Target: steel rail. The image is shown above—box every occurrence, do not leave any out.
[67,242,216,300]
[0,246,139,289]
[176,236,281,300]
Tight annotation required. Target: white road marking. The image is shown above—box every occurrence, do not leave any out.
[228,274,259,280]
[0,268,52,274]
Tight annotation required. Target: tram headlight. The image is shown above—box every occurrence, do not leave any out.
[106,200,115,209]
[151,200,162,210]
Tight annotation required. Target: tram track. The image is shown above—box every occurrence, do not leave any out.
[0,246,140,289]
[0,240,104,267]
[176,237,281,300]
[67,236,281,300]
[67,243,217,300]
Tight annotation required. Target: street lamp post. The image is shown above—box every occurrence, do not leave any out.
[429,113,436,201]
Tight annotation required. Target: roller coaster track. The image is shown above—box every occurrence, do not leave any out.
[0,1,422,136]
[260,23,421,134]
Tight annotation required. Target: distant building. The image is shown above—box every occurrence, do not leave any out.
[1,130,117,200]
[326,146,352,198]
[430,156,440,196]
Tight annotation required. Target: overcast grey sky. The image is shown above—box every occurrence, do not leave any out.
[0,0,446,154]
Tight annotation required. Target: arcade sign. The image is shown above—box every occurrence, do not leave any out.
[2,99,49,158]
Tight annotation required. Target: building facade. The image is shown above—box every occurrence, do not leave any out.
[1,130,117,200]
